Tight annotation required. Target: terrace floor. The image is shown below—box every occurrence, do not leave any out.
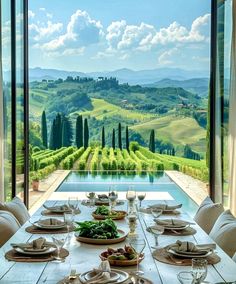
[28,170,208,214]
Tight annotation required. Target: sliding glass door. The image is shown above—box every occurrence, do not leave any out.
[0,0,28,204]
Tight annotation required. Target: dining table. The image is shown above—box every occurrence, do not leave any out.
[0,199,236,284]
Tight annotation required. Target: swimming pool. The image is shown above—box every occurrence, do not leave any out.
[56,171,198,216]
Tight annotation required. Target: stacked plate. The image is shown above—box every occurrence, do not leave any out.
[14,246,56,256]
[33,219,66,230]
[79,269,129,284]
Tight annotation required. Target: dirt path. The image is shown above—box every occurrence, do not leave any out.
[86,153,93,171]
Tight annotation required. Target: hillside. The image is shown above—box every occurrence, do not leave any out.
[145,78,209,97]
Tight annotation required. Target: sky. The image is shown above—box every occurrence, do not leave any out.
[28,0,211,73]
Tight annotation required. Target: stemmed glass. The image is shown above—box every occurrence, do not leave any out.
[126,188,136,215]
[129,237,146,276]
[86,192,96,207]
[52,236,66,262]
[137,192,146,208]
[151,209,163,219]
[64,212,73,239]
[191,258,208,283]
[68,197,79,216]
[150,225,165,249]
[108,186,118,211]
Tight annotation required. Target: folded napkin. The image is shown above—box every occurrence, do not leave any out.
[148,203,182,210]
[43,204,71,212]
[154,219,188,228]
[169,240,214,255]
[86,261,111,284]
[38,218,65,226]
[11,237,48,251]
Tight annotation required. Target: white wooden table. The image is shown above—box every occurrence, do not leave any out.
[0,200,236,284]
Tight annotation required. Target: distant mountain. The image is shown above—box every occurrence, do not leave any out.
[28,67,209,85]
[144,78,210,97]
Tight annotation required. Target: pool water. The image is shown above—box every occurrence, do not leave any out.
[56,171,198,216]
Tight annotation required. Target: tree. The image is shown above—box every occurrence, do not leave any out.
[84,118,89,148]
[54,113,62,149]
[126,126,129,151]
[118,123,122,150]
[41,110,48,148]
[171,148,176,156]
[62,116,73,147]
[75,115,83,148]
[149,129,155,153]
[102,126,105,148]
[49,119,56,150]
[112,129,116,149]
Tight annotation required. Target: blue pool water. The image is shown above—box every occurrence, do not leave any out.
[56,171,198,216]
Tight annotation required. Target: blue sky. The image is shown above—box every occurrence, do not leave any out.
[29,0,211,72]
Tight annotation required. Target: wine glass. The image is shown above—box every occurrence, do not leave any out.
[137,192,146,208]
[177,271,195,284]
[150,225,165,248]
[86,192,96,207]
[68,197,79,215]
[108,186,118,211]
[52,236,66,262]
[64,212,73,238]
[126,187,136,202]
[191,258,208,283]
[151,208,163,219]
[129,237,146,276]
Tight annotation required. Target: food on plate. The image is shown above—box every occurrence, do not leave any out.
[101,245,142,261]
[94,206,126,218]
[74,219,119,239]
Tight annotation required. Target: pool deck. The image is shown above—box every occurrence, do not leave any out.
[165,170,208,205]
[28,170,208,214]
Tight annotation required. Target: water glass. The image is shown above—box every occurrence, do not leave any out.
[127,214,138,237]
[137,192,146,208]
[151,208,163,219]
[129,237,146,276]
[191,258,208,283]
[52,236,66,262]
[86,192,96,207]
[64,213,73,236]
[68,197,79,214]
[177,271,195,284]
[150,225,165,248]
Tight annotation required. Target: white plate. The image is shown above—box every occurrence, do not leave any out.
[34,221,66,230]
[167,248,213,258]
[79,269,129,284]
[14,246,56,256]
[164,224,190,231]
[85,270,120,282]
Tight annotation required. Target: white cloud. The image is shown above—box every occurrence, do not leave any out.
[29,21,63,41]
[158,48,178,65]
[41,9,103,53]
[39,7,46,11]
[28,10,35,19]
[47,13,53,19]
[105,14,210,54]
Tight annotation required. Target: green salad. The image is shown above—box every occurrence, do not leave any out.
[95,205,120,216]
[75,219,119,239]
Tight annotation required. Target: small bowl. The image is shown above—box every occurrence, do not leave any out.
[100,252,144,266]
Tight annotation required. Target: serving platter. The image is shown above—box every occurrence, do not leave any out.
[75,229,127,245]
[100,253,144,266]
[92,210,127,220]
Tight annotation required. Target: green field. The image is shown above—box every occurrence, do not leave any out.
[132,115,206,154]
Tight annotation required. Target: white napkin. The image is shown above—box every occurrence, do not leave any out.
[148,203,182,210]
[38,218,65,226]
[86,261,111,284]
[43,204,71,212]
[169,240,215,255]
[11,237,49,251]
[154,219,188,228]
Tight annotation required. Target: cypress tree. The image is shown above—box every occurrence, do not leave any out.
[102,126,105,148]
[172,148,175,156]
[118,123,122,150]
[55,113,62,149]
[62,116,73,147]
[149,129,155,153]
[112,129,115,149]
[126,126,129,151]
[84,118,89,149]
[41,110,48,148]
[76,115,83,148]
[49,119,56,150]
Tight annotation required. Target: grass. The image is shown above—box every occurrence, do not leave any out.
[132,115,206,152]
[72,98,156,122]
